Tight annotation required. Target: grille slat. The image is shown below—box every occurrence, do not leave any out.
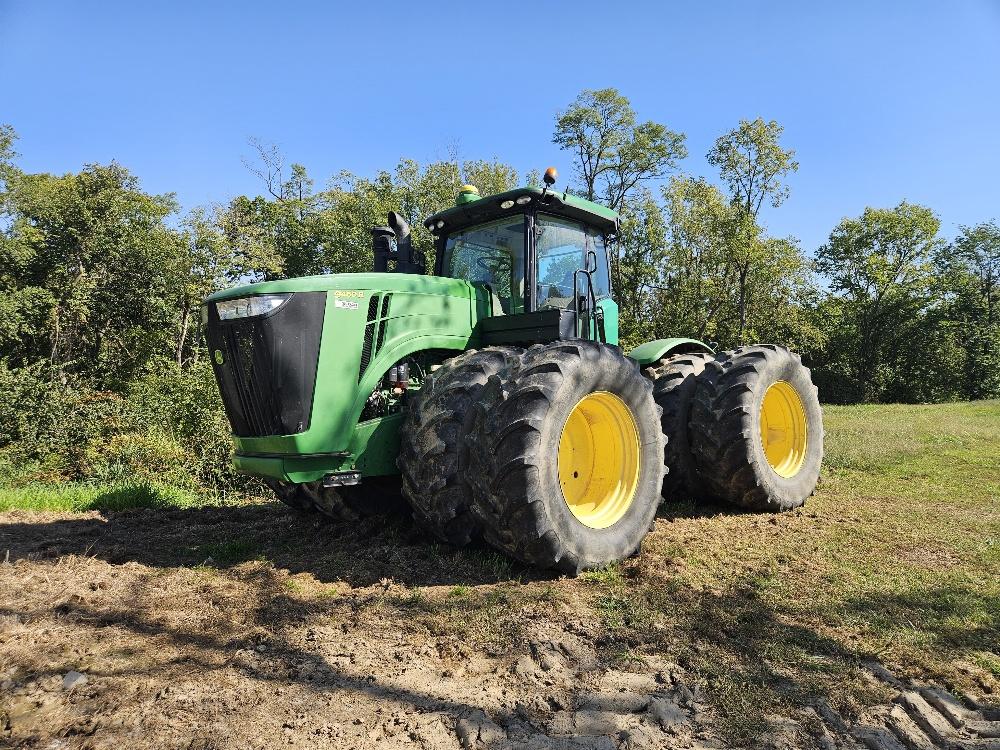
[207,292,325,438]
[358,322,375,382]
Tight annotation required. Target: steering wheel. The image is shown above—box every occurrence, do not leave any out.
[474,253,509,276]
[545,279,573,297]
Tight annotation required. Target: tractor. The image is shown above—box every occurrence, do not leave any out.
[202,168,823,573]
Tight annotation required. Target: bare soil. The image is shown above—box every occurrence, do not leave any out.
[0,504,730,750]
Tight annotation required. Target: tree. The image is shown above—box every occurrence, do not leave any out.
[169,208,236,366]
[707,118,799,343]
[0,162,187,387]
[0,124,17,186]
[553,88,686,209]
[815,202,942,402]
[936,221,1000,399]
[654,175,820,352]
[655,176,737,341]
[611,191,668,349]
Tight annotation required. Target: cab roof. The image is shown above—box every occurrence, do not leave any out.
[423,187,619,236]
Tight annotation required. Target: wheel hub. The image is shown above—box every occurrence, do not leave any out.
[558,391,641,529]
[760,380,808,478]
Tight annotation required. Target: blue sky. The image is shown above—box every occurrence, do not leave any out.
[2,1,998,253]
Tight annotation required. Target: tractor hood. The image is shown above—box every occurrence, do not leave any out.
[205,271,475,303]
[202,272,486,484]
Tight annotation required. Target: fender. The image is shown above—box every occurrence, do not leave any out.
[626,337,714,367]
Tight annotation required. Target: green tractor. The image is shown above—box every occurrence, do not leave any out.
[203,168,823,573]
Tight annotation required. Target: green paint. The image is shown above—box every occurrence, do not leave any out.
[598,297,619,344]
[229,274,477,461]
[350,413,404,476]
[627,338,714,366]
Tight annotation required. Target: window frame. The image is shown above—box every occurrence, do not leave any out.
[530,212,613,311]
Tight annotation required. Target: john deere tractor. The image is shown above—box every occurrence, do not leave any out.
[203,169,823,573]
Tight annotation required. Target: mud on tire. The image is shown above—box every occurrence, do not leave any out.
[398,347,522,545]
[689,344,823,511]
[644,351,714,501]
[464,341,666,574]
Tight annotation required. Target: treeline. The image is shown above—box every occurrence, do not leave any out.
[0,89,997,490]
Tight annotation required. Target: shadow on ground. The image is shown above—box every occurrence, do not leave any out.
[0,499,560,587]
[0,488,746,587]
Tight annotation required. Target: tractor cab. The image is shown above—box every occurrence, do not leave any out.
[369,167,619,344]
[422,169,620,345]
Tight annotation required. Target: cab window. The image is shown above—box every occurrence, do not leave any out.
[442,216,526,313]
[534,214,610,310]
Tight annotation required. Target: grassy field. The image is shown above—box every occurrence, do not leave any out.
[607,399,1000,739]
[0,400,997,748]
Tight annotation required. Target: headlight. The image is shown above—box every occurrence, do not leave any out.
[215,294,292,320]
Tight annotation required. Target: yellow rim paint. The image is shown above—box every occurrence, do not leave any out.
[558,391,641,529]
[759,380,808,478]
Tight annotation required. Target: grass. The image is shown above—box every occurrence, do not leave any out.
[601,399,1000,744]
[0,479,209,512]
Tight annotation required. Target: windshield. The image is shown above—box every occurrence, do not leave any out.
[535,214,610,310]
[442,216,526,314]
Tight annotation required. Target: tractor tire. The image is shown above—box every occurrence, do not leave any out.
[398,347,522,546]
[644,351,714,500]
[689,345,823,511]
[264,479,314,513]
[300,482,360,520]
[265,476,404,521]
[465,340,666,574]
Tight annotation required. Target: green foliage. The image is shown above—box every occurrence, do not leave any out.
[937,221,1000,399]
[706,118,799,217]
[0,479,209,512]
[0,359,243,493]
[553,87,686,209]
[814,202,947,403]
[1,163,184,387]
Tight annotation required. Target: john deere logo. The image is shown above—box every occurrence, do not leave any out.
[214,349,225,365]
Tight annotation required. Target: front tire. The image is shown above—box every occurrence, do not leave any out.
[465,341,666,574]
[398,347,522,545]
[264,479,314,513]
[689,345,823,511]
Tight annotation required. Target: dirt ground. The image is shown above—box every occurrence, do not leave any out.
[0,503,734,750]
[0,488,996,749]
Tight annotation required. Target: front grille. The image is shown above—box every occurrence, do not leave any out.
[205,292,326,437]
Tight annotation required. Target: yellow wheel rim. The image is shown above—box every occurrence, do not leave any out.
[558,391,641,529]
[760,381,808,478]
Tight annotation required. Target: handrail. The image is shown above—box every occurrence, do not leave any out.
[573,250,600,341]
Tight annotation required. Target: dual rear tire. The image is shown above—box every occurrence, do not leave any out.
[647,345,823,511]
[462,341,666,574]
[399,340,666,573]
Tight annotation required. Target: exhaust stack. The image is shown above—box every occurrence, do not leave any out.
[371,211,425,274]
